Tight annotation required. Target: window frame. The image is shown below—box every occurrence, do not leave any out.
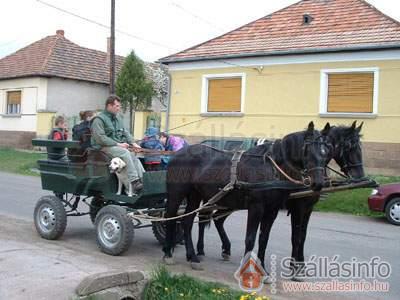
[5,89,22,115]
[201,73,246,116]
[319,67,379,118]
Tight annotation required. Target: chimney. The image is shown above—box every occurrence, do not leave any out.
[56,29,65,37]
[106,37,111,65]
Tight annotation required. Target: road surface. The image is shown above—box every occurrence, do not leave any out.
[0,171,398,299]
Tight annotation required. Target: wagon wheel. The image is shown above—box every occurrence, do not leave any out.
[34,195,67,240]
[95,205,134,255]
[151,211,184,246]
[89,196,107,224]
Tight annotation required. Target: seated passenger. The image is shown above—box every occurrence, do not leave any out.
[140,127,164,171]
[159,132,188,166]
[48,116,68,160]
[159,132,188,152]
[68,110,96,162]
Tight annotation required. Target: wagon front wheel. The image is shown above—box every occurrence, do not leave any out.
[34,195,67,240]
[95,205,134,255]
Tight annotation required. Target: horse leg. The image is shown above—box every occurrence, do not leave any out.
[258,206,279,270]
[297,206,314,263]
[244,203,263,255]
[214,212,232,261]
[289,198,315,281]
[183,192,203,270]
[162,185,188,264]
[196,213,208,257]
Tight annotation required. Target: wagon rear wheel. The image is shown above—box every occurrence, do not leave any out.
[95,205,134,255]
[152,211,184,245]
[34,195,67,240]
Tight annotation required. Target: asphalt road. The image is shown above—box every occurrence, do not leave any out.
[0,171,399,300]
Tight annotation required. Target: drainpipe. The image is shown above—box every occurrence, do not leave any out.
[165,73,172,132]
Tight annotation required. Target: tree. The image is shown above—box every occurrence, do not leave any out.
[145,63,169,110]
[116,51,154,132]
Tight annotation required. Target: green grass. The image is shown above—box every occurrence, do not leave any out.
[314,175,400,216]
[0,148,45,176]
[144,266,268,300]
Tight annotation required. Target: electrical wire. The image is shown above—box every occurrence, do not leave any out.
[36,0,178,51]
[169,1,225,32]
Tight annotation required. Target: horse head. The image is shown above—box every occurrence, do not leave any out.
[328,121,365,180]
[280,121,331,191]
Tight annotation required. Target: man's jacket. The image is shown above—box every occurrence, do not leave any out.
[91,111,133,149]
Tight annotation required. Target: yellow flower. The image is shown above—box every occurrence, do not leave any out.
[164,287,168,291]
[256,297,263,300]
[251,291,257,296]
[212,289,217,293]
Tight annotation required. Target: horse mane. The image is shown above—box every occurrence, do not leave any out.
[330,125,362,142]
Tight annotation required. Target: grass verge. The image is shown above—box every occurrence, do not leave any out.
[0,148,44,176]
[144,266,268,300]
[314,175,400,216]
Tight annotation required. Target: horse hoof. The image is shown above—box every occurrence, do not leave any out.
[221,253,230,261]
[190,262,204,271]
[163,256,175,265]
[197,254,205,261]
[263,276,273,284]
[291,275,305,282]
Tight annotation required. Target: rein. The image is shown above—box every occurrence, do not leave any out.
[264,154,307,186]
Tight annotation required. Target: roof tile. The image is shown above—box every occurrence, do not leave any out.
[161,0,400,62]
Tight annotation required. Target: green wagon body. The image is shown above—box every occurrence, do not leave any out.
[32,139,167,209]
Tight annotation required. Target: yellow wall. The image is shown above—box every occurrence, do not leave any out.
[36,111,56,137]
[168,60,400,143]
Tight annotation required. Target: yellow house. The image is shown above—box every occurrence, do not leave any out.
[160,0,400,175]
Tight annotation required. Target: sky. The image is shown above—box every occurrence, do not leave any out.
[1,0,400,62]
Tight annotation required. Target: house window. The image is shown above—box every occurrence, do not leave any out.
[201,73,245,115]
[6,91,22,114]
[320,68,379,117]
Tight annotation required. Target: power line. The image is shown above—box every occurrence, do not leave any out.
[169,1,225,32]
[36,0,178,51]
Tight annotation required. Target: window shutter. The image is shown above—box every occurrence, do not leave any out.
[207,78,241,112]
[327,73,374,113]
[7,91,22,105]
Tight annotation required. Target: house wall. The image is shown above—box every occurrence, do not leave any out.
[167,57,400,175]
[47,78,109,118]
[0,77,48,148]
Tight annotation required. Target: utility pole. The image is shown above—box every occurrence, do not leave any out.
[109,0,116,94]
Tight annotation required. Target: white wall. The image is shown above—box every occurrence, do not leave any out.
[46,78,109,118]
[0,77,48,132]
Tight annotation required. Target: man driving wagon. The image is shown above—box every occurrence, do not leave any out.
[91,95,145,193]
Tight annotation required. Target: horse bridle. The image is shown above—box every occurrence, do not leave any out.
[278,134,331,187]
[336,138,363,175]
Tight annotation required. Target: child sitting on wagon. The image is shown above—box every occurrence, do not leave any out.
[140,127,164,171]
[47,115,68,160]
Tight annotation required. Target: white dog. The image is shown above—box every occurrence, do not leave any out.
[109,157,133,197]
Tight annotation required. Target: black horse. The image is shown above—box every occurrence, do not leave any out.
[286,121,365,278]
[195,121,365,278]
[162,122,331,269]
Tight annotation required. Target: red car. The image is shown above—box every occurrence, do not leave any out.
[368,183,400,226]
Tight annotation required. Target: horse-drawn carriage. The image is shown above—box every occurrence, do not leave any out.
[32,122,377,272]
[32,139,184,255]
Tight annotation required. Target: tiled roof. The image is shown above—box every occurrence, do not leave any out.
[0,30,125,84]
[161,0,400,63]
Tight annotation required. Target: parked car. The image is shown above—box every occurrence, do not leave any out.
[368,183,400,226]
